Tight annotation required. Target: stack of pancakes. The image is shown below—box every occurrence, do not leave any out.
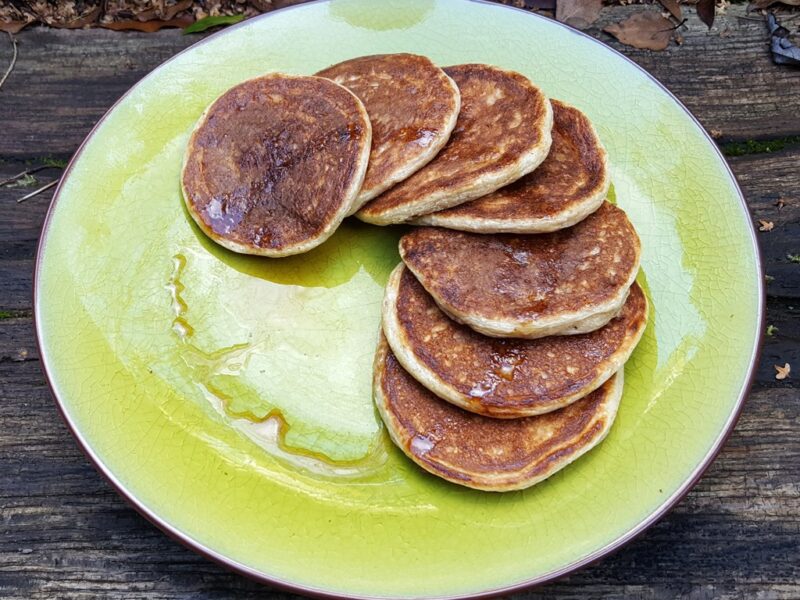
[180,54,647,491]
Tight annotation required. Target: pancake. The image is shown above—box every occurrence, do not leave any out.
[382,265,647,418]
[181,73,371,257]
[413,100,609,233]
[374,335,624,491]
[316,53,460,213]
[400,201,641,339]
[357,64,553,225]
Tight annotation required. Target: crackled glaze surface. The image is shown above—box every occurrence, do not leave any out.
[35,0,761,597]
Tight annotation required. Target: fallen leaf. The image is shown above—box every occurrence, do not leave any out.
[774,363,790,380]
[696,0,715,29]
[767,13,800,67]
[765,274,775,283]
[766,325,778,336]
[556,0,602,29]
[658,0,682,20]
[183,14,246,34]
[710,128,723,139]
[775,198,787,209]
[48,5,101,29]
[758,220,774,232]
[101,18,192,32]
[787,253,800,264]
[0,20,29,34]
[604,12,673,51]
[163,0,194,20]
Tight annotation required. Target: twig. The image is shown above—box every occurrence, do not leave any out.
[17,179,58,203]
[0,32,18,92]
[666,18,688,31]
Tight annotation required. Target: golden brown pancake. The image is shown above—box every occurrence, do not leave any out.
[414,100,609,233]
[181,73,371,257]
[316,54,460,212]
[374,335,624,491]
[400,202,641,338]
[382,265,647,418]
[357,64,553,225]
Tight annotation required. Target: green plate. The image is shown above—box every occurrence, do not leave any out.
[35,1,763,597]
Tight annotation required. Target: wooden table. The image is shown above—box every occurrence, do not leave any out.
[1,3,798,598]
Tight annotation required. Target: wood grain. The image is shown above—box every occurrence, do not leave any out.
[1,2,799,598]
[0,4,799,157]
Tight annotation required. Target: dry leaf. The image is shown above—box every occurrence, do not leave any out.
[696,0,715,29]
[658,0,683,20]
[775,363,791,380]
[604,12,673,51]
[775,198,788,209]
[710,128,723,139]
[556,0,602,29]
[134,0,193,21]
[101,17,192,32]
[48,5,101,29]
[163,0,193,20]
[758,220,774,232]
[0,20,29,33]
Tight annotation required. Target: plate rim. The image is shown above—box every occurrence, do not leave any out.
[32,1,766,597]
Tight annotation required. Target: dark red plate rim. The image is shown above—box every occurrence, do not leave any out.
[32,1,765,598]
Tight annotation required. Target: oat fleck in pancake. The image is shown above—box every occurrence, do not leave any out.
[382,265,647,418]
[414,100,609,233]
[181,74,371,257]
[316,54,460,213]
[357,64,553,225]
[400,202,640,339]
[374,335,624,491]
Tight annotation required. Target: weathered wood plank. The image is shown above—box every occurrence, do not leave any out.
[1,5,799,597]
[1,3,799,157]
[594,4,800,142]
[0,357,796,598]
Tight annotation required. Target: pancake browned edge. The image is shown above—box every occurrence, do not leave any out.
[382,264,647,417]
[356,64,553,225]
[400,201,641,339]
[181,73,371,257]
[374,335,624,491]
[413,99,609,233]
[316,53,461,213]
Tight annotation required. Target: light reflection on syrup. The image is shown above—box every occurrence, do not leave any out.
[468,347,526,398]
[166,253,387,478]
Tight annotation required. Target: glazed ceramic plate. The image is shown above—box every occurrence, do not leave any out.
[35,1,763,597]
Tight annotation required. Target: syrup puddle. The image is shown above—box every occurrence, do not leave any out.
[167,253,386,478]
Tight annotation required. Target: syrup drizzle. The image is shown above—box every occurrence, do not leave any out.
[166,253,386,477]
